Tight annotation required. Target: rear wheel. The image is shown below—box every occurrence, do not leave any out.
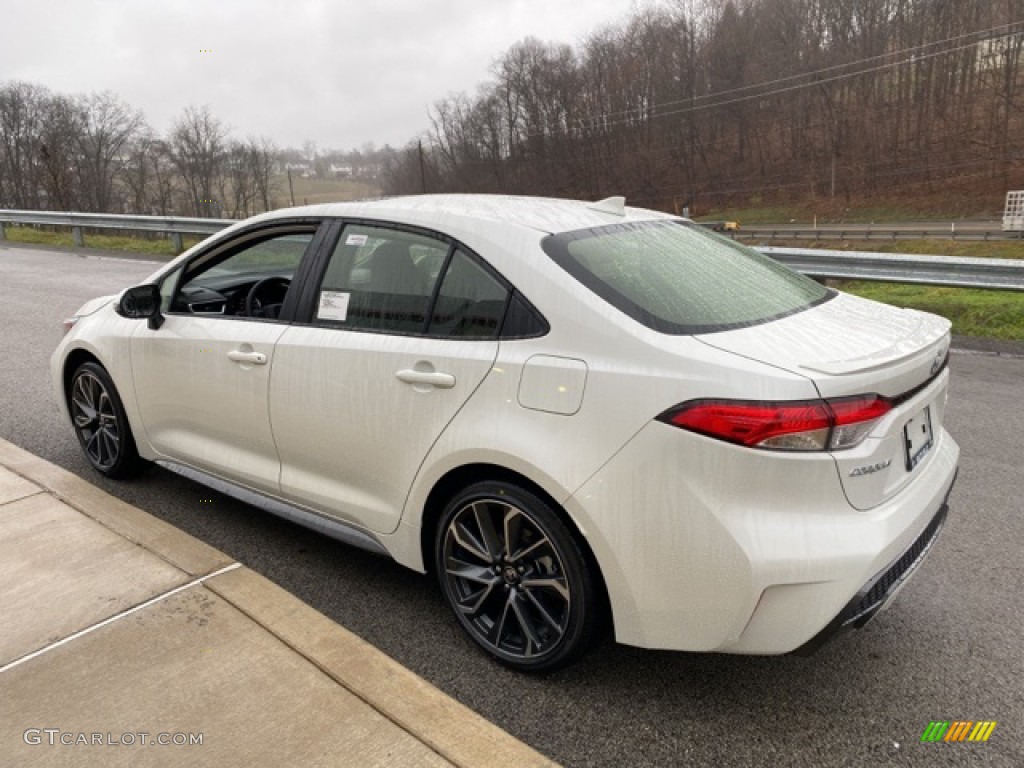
[69,362,146,478]
[435,480,600,672]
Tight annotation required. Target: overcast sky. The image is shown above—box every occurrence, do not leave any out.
[4,0,647,151]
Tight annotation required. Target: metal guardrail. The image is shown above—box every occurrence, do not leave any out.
[757,246,1024,291]
[1,209,1023,291]
[0,209,234,252]
[736,225,1022,242]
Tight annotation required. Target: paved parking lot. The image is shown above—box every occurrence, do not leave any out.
[2,244,1021,766]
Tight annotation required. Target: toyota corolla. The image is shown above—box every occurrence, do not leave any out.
[52,194,959,671]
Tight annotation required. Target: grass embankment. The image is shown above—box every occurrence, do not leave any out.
[838,282,1024,341]
[696,192,1004,224]
[753,239,1024,341]
[3,225,200,257]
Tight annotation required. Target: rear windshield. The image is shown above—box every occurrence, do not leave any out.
[541,220,832,334]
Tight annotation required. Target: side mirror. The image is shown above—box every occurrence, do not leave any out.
[117,284,164,329]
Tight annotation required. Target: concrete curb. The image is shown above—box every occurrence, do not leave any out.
[0,438,556,768]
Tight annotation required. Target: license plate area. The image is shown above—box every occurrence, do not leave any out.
[904,406,934,471]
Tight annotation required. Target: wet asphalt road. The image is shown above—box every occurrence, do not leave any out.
[1,244,1022,767]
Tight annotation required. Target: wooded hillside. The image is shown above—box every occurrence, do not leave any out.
[385,0,1024,213]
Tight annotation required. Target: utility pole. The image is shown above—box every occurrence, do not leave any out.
[418,140,427,194]
[287,169,295,206]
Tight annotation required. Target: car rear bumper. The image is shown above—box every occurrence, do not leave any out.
[565,420,960,653]
[792,472,954,655]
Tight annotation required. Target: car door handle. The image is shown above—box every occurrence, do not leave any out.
[228,350,267,365]
[395,369,456,389]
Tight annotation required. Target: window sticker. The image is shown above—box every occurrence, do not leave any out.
[317,290,350,322]
[345,234,368,246]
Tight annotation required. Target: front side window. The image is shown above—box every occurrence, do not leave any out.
[542,220,831,334]
[169,228,315,318]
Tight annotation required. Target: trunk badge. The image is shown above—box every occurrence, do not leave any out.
[850,459,892,477]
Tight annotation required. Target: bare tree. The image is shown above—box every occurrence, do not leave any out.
[0,81,48,208]
[75,91,144,212]
[167,106,228,217]
[37,93,81,211]
[248,136,278,212]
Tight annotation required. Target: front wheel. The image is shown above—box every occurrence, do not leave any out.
[69,362,146,479]
[435,481,601,672]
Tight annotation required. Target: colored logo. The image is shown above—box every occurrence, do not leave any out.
[921,721,997,743]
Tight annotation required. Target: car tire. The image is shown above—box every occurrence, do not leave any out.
[435,480,601,672]
[69,362,147,479]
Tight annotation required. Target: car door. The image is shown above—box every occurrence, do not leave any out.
[269,223,510,534]
[131,223,323,493]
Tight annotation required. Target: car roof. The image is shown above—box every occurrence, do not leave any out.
[257,194,675,236]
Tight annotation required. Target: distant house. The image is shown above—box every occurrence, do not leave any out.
[283,162,311,177]
[329,164,353,178]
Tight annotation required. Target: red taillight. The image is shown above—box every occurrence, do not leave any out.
[659,395,892,452]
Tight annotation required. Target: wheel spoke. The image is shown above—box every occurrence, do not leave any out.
[489,593,513,647]
[520,575,570,603]
[445,557,498,585]
[72,395,96,422]
[86,429,103,465]
[100,428,119,462]
[472,502,503,560]
[451,519,491,564]
[521,586,564,634]
[508,535,551,562]
[72,378,97,421]
[72,409,94,428]
[457,582,497,617]
[502,508,525,560]
[509,590,543,656]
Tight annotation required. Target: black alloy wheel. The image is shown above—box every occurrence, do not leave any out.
[69,362,145,478]
[436,481,601,672]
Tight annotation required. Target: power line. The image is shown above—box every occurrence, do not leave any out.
[582,19,1024,125]
[580,34,1023,133]
[480,19,1023,141]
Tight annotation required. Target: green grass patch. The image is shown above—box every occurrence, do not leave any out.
[699,191,1005,225]
[840,281,1024,340]
[3,225,201,257]
[700,204,968,225]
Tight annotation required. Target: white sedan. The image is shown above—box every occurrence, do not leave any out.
[52,195,959,671]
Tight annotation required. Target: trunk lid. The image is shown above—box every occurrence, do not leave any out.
[696,291,952,510]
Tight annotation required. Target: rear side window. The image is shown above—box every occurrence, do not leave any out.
[430,249,509,338]
[542,220,831,334]
[311,224,538,339]
[318,225,445,333]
